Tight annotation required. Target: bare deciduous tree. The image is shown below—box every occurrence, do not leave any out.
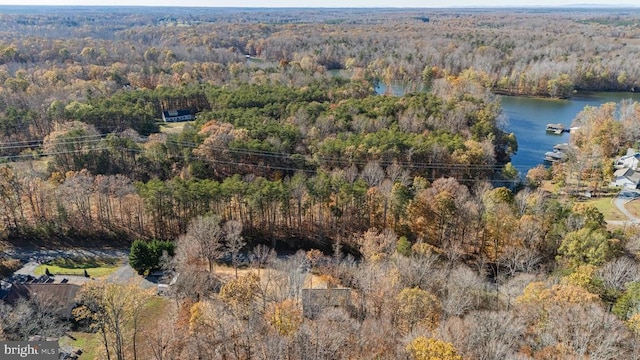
[224,219,246,279]
[0,297,68,341]
[598,257,640,294]
[176,215,224,273]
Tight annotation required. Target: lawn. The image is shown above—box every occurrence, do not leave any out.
[159,120,194,134]
[34,257,122,278]
[625,199,640,218]
[64,296,171,359]
[61,332,103,360]
[584,197,627,222]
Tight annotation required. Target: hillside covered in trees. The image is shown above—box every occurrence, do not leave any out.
[2,6,640,360]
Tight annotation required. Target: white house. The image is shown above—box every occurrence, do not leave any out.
[615,149,640,170]
[162,109,194,122]
[611,167,640,189]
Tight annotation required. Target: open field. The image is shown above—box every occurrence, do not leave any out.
[62,296,172,359]
[34,257,122,278]
[625,199,640,219]
[61,332,102,360]
[584,197,627,222]
[159,120,195,134]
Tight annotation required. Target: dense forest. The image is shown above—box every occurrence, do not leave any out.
[2,6,640,360]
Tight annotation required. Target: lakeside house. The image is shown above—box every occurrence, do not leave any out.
[612,167,640,189]
[610,149,640,189]
[615,149,640,170]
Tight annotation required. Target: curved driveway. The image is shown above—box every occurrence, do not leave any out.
[612,197,640,226]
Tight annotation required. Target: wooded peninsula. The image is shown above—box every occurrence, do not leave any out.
[1,6,640,360]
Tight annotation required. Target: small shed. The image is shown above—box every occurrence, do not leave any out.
[162,109,194,122]
[301,288,352,319]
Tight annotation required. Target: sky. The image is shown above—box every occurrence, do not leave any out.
[0,0,638,7]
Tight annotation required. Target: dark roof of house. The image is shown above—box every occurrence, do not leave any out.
[162,109,192,117]
[628,170,640,184]
[5,283,80,318]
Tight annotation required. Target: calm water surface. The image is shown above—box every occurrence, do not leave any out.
[500,92,640,177]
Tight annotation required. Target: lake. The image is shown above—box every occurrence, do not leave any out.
[500,92,640,177]
[374,82,640,178]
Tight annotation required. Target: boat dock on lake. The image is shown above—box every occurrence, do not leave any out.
[544,142,571,163]
[546,123,569,134]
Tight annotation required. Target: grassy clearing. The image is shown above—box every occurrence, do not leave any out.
[64,296,171,359]
[34,257,121,278]
[61,332,102,359]
[140,296,171,328]
[215,264,328,290]
[625,199,640,218]
[159,120,193,134]
[584,197,627,222]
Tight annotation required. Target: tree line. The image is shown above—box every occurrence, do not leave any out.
[2,7,640,359]
[0,73,517,248]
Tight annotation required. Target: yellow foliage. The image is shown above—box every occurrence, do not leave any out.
[266,299,303,337]
[188,301,209,334]
[396,287,442,332]
[406,336,462,360]
[359,229,397,262]
[549,284,600,304]
[411,242,442,257]
[219,272,260,307]
[560,265,599,294]
[318,274,341,288]
[517,282,599,306]
[516,281,548,304]
[627,313,640,335]
[306,249,323,266]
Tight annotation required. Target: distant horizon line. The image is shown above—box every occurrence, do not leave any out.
[0,4,639,9]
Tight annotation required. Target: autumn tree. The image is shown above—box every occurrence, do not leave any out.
[396,287,442,332]
[557,228,619,267]
[42,120,102,174]
[73,282,153,360]
[219,272,261,319]
[265,299,303,337]
[357,228,397,262]
[406,336,462,360]
[176,214,224,273]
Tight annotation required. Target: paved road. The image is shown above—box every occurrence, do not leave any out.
[611,197,640,226]
[13,261,40,276]
[3,248,128,263]
[107,263,156,289]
